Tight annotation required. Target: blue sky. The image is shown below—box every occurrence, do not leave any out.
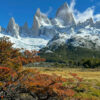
[0,0,100,28]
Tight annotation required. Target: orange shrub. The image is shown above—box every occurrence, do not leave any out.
[20,50,45,65]
[0,66,17,81]
[0,37,45,71]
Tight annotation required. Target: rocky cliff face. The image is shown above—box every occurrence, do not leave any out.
[95,21,100,29]
[20,22,30,36]
[76,18,94,29]
[6,17,20,38]
[0,26,5,33]
[56,3,76,26]
[31,8,52,36]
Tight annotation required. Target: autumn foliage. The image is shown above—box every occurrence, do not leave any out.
[0,37,100,100]
[20,50,45,65]
[0,37,45,70]
[0,67,83,99]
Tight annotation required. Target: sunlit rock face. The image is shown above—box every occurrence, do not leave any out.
[7,17,20,38]
[31,8,52,36]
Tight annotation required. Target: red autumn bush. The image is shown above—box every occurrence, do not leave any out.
[0,37,45,70]
[0,66,17,82]
[0,67,79,99]
[0,37,22,70]
[20,50,45,65]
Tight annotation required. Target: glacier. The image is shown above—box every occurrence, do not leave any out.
[0,33,49,51]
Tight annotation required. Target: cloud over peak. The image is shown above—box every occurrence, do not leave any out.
[69,0,100,23]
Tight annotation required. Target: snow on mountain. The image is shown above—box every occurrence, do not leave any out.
[67,33,100,50]
[1,2,100,51]
[47,30,100,50]
[0,33,49,51]
[48,33,69,47]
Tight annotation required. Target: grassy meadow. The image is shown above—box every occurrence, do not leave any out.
[24,67,100,81]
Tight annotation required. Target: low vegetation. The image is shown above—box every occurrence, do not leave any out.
[40,45,100,68]
[0,37,100,100]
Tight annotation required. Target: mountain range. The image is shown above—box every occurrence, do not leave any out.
[0,2,100,51]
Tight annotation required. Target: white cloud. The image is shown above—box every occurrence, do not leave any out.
[68,0,100,23]
[74,7,95,23]
[69,0,76,13]
[46,7,53,16]
[94,14,100,21]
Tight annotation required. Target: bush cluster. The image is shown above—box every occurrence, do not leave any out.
[0,67,100,100]
[0,37,100,100]
[0,37,45,70]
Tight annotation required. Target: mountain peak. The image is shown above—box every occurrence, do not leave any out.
[9,17,15,24]
[36,8,41,17]
[62,2,69,9]
[7,17,20,38]
[23,22,28,28]
[0,26,5,33]
[56,2,76,26]
[32,8,52,36]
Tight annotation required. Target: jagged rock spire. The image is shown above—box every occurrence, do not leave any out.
[31,8,52,36]
[0,26,5,33]
[23,22,28,30]
[20,22,30,36]
[36,8,41,17]
[56,2,76,26]
[7,17,20,38]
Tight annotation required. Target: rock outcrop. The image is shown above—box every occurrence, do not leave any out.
[20,22,30,36]
[76,18,94,29]
[7,17,20,38]
[94,21,100,29]
[0,26,5,33]
[31,8,52,36]
[47,32,100,50]
[56,3,76,26]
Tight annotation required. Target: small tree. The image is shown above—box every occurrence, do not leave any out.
[20,50,45,65]
[0,37,22,70]
[0,37,45,71]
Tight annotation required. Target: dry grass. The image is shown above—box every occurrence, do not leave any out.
[24,67,100,81]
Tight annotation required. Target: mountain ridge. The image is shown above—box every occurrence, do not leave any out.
[0,2,100,50]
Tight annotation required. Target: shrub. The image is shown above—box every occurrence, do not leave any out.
[0,67,100,100]
[0,37,22,70]
[20,50,45,65]
[0,37,45,70]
